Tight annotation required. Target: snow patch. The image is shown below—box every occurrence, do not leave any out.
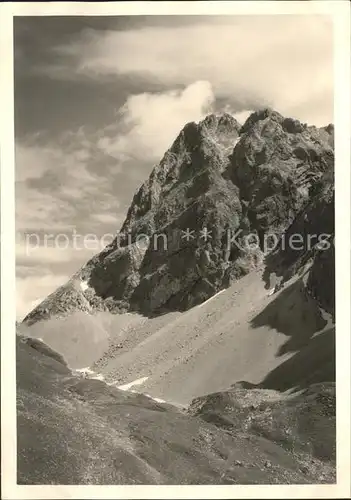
[74,369,169,405]
[75,367,95,376]
[80,280,89,292]
[90,373,105,381]
[318,306,333,327]
[145,393,166,404]
[197,290,225,308]
[118,376,149,391]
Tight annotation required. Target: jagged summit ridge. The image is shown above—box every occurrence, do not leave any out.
[23,109,334,325]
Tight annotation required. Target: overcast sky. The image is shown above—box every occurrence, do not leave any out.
[15,14,333,319]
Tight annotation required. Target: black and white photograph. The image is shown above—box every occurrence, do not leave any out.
[1,1,350,497]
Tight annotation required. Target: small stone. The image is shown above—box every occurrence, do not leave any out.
[234,459,243,467]
[300,465,309,475]
[264,460,272,468]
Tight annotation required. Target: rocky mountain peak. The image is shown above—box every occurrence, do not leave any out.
[199,112,241,139]
[168,111,241,165]
[23,108,334,325]
[240,107,284,134]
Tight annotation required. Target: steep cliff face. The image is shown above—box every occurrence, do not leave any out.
[23,109,334,325]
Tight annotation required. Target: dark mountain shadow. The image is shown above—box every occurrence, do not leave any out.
[244,275,335,393]
[258,327,335,392]
[251,278,327,356]
[261,249,284,289]
[229,327,335,393]
[246,275,335,392]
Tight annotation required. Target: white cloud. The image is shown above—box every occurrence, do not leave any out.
[90,213,124,225]
[16,182,76,232]
[16,240,96,265]
[98,80,215,162]
[15,80,215,245]
[15,142,61,183]
[15,134,123,233]
[50,15,333,126]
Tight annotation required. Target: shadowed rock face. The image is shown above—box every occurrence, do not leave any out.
[23,109,334,325]
[17,334,335,485]
[263,166,334,317]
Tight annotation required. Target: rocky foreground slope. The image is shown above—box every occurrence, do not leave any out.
[17,334,335,484]
[18,108,335,485]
